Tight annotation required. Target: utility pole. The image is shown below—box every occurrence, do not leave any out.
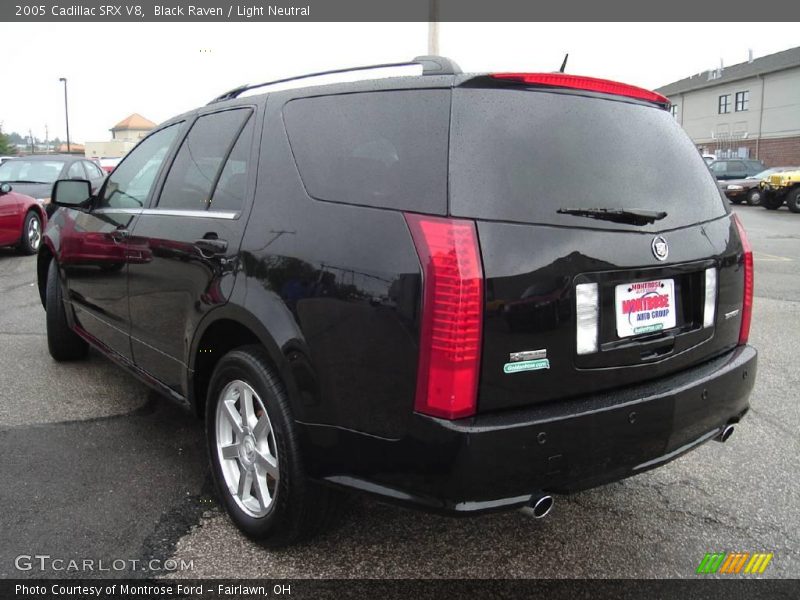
[428,0,439,55]
[45,124,49,153]
[59,77,71,153]
[28,129,34,154]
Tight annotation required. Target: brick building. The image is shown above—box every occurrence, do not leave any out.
[656,46,800,167]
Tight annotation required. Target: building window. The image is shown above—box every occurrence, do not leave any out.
[718,94,731,114]
[735,90,749,112]
[670,104,679,118]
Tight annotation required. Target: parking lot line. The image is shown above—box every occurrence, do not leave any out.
[753,252,792,262]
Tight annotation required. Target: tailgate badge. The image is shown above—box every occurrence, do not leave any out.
[509,349,547,362]
[505,349,550,374]
[652,235,669,261]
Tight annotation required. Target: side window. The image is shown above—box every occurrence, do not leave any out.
[209,116,254,212]
[98,124,181,209]
[728,161,745,173]
[67,162,84,179]
[283,90,450,212]
[83,161,104,180]
[710,162,726,174]
[158,109,251,211]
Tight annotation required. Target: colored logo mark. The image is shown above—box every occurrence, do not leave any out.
[696,552,773,574]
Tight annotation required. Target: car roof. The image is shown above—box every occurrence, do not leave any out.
[11,154,79,161]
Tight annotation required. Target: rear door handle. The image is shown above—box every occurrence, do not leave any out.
[195,238,228,256]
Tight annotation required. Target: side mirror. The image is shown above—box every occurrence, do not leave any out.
[52,179,92,208]
[0,182,11,195]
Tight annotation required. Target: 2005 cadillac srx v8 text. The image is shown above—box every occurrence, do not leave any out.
[38,56,757,545]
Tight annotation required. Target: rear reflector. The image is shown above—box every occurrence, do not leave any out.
[405,213,483,420]
[732,214,753,345]
[575,282,599,355]
[490,73,670,107]
[703,267,717,328]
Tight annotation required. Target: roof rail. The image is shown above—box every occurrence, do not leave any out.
[208,55,462,104]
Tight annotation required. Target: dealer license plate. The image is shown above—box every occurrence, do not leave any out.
[615,279,676,338]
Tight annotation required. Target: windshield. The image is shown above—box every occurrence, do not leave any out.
[0,160,65,184]
[449,88,728,231]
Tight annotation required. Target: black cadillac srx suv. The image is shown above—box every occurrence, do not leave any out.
[38,56,757,546]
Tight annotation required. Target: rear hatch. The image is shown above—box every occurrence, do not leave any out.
[449,78,746,413]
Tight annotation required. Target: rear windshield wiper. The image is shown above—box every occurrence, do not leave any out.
[557,207,667,226]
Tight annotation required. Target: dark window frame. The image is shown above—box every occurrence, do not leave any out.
[735,90,749,112]
[718,94,731,114]
[156,107,253,212]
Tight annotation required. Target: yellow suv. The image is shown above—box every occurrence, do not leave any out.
[761,168,800,212]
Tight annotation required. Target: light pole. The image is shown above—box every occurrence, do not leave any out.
[428,0,439,55]
[58,77,71,153]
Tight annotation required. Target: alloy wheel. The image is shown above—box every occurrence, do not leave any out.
[28,215,41,251]
[215,379,279,518]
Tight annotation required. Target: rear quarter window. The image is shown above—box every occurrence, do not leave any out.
[283,90,450,213]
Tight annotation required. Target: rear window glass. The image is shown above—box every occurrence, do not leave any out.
[449,88,728,230]
[283,90,450,213]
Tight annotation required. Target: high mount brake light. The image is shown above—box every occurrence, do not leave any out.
[490,73,670,107]
[732,213,753,345]
[405,213,483,420]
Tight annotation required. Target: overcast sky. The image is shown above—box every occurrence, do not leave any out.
[1,22,797,144]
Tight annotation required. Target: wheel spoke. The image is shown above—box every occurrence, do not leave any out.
[241,384,256,428]
[237,465,253,500]
[253,415,271,440]
[222,399,245,436]
[255,449,279,480]
[220,443,239,460]
[253,472,271,510]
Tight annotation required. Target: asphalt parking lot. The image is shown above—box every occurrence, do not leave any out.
[0,205,797,579]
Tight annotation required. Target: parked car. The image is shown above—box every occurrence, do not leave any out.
[719,167,798,206]
[759,168,800,211]
[708,158,766,181]
[98,157,122,174]
[0,156,16,165]
[0,182,47,254]
[38,56,757,546]
[0,154,106,216]
[702,153,716,165]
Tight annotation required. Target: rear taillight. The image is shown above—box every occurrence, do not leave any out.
[490,73,670,107]
[405,213,483,420]
[732,213,753,345]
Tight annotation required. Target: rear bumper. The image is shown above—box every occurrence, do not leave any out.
[303,345,757,513]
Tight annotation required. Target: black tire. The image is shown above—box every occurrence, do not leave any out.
[762,192,783,210]
[46,260,89,361]
[786,187,800,213]
[746,188,763,206]
[18,211,42,255]
[206,345,342,546]
[729,198,742,205]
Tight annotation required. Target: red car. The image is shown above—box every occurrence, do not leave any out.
[0,182,47,254]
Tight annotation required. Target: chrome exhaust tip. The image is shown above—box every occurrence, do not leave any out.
[716,424,735,443]
[528,495,554,519]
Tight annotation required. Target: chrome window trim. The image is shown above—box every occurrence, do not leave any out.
[93,208,239,220]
